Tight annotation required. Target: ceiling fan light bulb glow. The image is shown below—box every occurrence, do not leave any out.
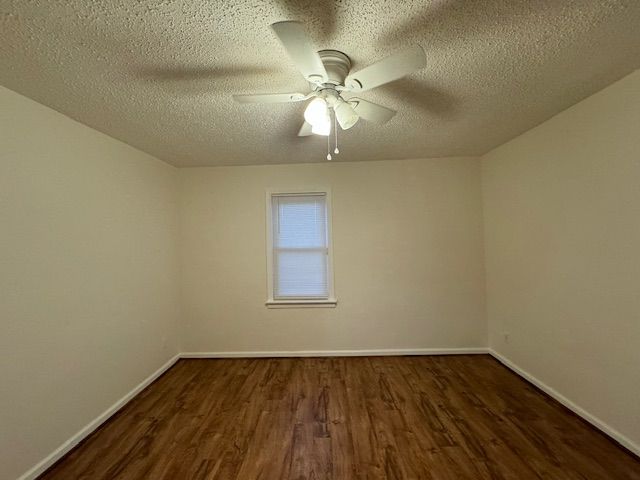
[304,98,328,126]
[335,101,359,130]
[311,116,331,136]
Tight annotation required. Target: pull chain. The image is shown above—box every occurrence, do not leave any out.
[326,120,332,161]
[334,113,339,155]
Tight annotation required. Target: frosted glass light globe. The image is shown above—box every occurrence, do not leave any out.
[304,98,328,126]
[311,115,331,136]
[335,101,359,130]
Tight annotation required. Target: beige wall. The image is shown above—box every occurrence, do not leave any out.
[482,71,640,450]
[179,158,487,353]
[5,66,639,478]
[0,86,181,480]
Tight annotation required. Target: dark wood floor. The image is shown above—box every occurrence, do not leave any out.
[40,355,640,479]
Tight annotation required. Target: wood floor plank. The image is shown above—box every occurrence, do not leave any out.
[39,356,640,480]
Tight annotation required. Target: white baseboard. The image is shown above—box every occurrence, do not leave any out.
[181,347,489,358]
[17,354,181,480]
[489,349,640,458]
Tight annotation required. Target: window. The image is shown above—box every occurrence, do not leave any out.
[266,190,336,307]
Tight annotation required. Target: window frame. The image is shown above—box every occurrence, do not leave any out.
[265,188,337,308]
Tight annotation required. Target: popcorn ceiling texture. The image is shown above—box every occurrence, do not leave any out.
[1,0,639,167]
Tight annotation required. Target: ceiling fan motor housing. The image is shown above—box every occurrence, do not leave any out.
[316,50,352,86]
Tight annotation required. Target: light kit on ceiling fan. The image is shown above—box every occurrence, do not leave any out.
[233,20,427,160]
[304,97,330,135]
[311,118,331,136]
[334,100,359,130]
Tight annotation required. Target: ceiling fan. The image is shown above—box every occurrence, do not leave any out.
[232,21,426,157]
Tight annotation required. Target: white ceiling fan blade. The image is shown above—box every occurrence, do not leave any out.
[298,121,313,136]
[271,21,328,83]
[349,98,396,124]
[233,92,306,104]
[345,45,426,92]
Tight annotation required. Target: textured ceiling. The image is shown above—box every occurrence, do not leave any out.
[1,1,639,167]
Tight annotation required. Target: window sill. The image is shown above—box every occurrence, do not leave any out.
[266,299,338,309]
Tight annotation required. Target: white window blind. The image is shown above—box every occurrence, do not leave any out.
[271,193,329,299]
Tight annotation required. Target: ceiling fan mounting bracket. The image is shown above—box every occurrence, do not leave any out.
[316,50,352,86]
